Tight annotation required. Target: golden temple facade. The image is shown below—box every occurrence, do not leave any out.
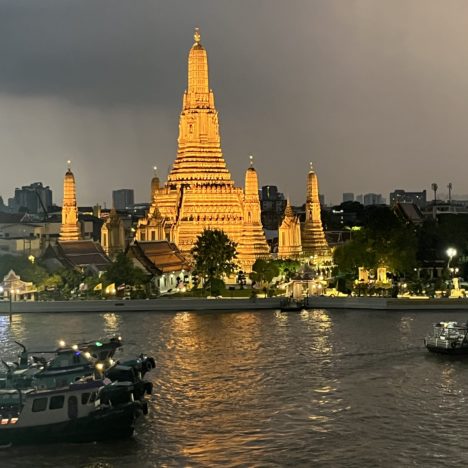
[136,29,269,272]
[278,200,302,259]
[59,162,81,241]
[301,163,330,258]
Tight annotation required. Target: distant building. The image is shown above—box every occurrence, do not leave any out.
[260,185,286,230]
[319,194,325,206]
[112,189,135,210]
[363,193,385,206]
[389,189,427,209]
[356,194,363,204]
[342,192,354,203]
[10,182,52,214]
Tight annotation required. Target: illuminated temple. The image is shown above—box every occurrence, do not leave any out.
[301,163,330,259]
[136,29,269,271]
[59,161,81,241]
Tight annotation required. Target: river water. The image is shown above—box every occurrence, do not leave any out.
[0,309,466,467]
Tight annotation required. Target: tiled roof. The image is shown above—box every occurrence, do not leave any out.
[43,240,111,270]
[129,240,190,274]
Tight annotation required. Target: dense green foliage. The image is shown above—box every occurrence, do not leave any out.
[191,229,238,285]
[103,252,149,287]
[333,206,417,276]
[250,259,280,285]
[0,254,49,285]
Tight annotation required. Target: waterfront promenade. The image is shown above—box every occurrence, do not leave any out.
[2,296,468,313]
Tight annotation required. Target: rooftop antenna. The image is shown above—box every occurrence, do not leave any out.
[249,154,254,167]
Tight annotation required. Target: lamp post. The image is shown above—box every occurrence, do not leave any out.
[446,247,457,294]
[446,247,457,269]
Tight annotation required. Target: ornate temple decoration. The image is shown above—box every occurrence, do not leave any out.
[59,161,81,241]
[237,157,270,270]
[136,29,269,271]
[101,208,126,258]
[278,200,302,259]
[301,163,330,258]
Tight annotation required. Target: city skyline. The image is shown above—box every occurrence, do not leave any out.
[1,1,468,206]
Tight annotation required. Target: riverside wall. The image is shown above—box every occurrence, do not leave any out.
[1,296,468,313]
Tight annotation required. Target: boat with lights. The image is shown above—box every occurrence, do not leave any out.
[0,337,155,444]
[424,321,468,354]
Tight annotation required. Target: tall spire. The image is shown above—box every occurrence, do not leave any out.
[302,163,329,257]
[237,160,270,269]
[167,28,233,187]
[187,27,210,101]
[60,161,81,241]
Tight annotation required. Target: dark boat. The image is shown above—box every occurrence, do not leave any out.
[424,321,468,354]
[0,337,155,445]
[0,379,147,445]
[280,298,306,312]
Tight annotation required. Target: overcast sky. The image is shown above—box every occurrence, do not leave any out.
[1,0,468,206]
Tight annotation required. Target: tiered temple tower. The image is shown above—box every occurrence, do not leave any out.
[237,157,270,270]
[278,200,302,259]
[59,161,81,241]
[301,163,329,258]
[136,29,269,271]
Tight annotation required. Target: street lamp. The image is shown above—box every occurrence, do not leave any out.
[446,247,457,268]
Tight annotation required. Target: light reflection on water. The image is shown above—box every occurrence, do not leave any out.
[0,309,468,467]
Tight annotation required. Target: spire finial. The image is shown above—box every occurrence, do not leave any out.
[194,27,201,44]
[309,161,314,172]
[249,154,254,167]
[67,160,71,170]
[153,165,158,175]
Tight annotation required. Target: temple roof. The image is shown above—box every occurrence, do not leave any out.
[128,240,190,274]
[43,240,111,271]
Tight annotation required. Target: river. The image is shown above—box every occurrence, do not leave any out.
[0,309,466,467]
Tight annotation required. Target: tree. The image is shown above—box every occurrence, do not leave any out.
[104,252,149,287]
[191,229,238,286]
[250,259,280,285]
[0,254,49,285]
[334,207,417,277]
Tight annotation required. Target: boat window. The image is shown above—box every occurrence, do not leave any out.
[89,392,97,403]
[32,397,48,412]
[49,395,65,410]
[81,393,90,405]
[68,396,78,419]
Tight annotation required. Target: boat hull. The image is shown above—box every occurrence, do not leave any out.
[0,402,141,445]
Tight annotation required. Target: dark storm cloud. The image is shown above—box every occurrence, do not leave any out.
[1,0,468,206]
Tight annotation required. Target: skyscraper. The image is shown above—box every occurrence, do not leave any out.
[112,189,134,210]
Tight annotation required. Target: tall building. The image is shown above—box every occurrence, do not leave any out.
[260,185,286,230]
[135,29,269,271]
[301,163,330,258]
[363,193,385,206]
[112,189,134,210]
[11,182,52,214]
[59,162,81,241]
[343,192,354,203]
[389,189,427,209]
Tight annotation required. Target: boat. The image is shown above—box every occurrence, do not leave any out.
[0,378,147,444]
[280,298,306,312]
[0,337,155,444]
[424,321,468,354]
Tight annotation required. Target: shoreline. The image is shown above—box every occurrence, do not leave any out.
[1,296,468,313]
